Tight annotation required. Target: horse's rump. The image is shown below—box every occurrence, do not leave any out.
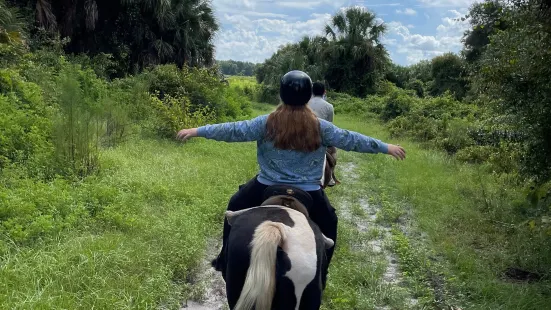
[224,204,333,310]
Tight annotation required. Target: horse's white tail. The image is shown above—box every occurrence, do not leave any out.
[234,221,286,310]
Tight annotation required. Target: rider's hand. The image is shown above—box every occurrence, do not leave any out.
[176,128,198,141]
[387,144,406,160]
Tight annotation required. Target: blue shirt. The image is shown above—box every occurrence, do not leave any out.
[197,115,388,191]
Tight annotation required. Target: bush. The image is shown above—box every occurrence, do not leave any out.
[380,89,416,121]
[149,94,216,138]
[146,65,251,123]
[0,69,53,174]
[52,64,134,177]
[406,79,425,98]
[329,91,368,114]
[435,118,475,154]
[474,4,551,183]
[258,84,280,105]
[388,114,439,141]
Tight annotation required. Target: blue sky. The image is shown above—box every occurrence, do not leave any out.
[212,0,480,66]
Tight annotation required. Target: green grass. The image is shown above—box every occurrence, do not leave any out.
[321,149,417,310]
[328,114,551,309]
[0,137,259,309]
[2,105,550,309]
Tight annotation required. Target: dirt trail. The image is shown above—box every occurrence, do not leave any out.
[181,160,417,309]
[180,240,228,310]
[336,162,418,309]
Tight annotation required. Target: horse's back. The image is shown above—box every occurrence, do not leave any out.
[225,206,322,310]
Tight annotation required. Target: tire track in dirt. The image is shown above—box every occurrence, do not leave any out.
[334,161,418,309]
[180,239,228,310]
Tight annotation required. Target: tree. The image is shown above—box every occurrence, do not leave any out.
[255,7,390,98]
[385,63,411,89]
[462,0,508,64]
[430,53,468,100]
[408,60,432,83]
[323,6,389,96]
[474,0,551,183]
[217,60,258,76]
[8,0,218,75]
[0,0,25,44]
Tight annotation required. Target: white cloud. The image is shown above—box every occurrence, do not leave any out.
[276,2,324,9]
[214,12,333,63]
[384,10,470,64]
[407,24,415,29]
[416,0,479,8]
[220,9,289,18]
[396,8,417,15]
[362,3,402,6]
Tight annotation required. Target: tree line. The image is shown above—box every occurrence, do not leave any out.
[216,59,258,76]
[3,0,218,77]
[256,1,551,190]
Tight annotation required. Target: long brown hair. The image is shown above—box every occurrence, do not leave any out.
[265,104,321,152]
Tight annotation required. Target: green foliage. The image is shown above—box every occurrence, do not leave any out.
[407,79,425,98]
[150,94,215,138]
[380,88,417,121]
[335,117,551,309]
[146,64,250,124]
[474,0,551,183]
[328,91,369,114]
[408,60,432,83]
[52,64,106,177]
[429,53,468,100]
[9,0,219,76]
[256,7,389,98]
[0,69,52,173]
[462,0,508,63]
[217,59,258,76]
[324,7,389,97]
[385,63,412,89]
[0,136,260,308]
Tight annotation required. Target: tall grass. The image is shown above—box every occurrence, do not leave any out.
[329,114,551,309]
[0,137,259,309]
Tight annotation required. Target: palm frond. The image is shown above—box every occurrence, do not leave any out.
[35,0,57,31]
[85,0,99,31]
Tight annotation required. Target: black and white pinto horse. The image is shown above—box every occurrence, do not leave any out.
[223,185,334,310]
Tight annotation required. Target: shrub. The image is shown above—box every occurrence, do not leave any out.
[149,94,216,138]
[435,118,475,154]
[329,91,368,114]
[380,89,416,121]
[407,79,425,98]
[0,69,53,174]
[146,65,250,123]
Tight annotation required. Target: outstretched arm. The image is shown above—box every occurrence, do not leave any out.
[176,115,268,143]
[320,119,406,160]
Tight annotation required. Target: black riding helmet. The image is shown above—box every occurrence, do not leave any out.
[280,70,313,106]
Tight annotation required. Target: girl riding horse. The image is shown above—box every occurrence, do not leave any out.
[176,70,406,295]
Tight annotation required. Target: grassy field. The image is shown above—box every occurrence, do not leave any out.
[0,136,259,309]
[1,104,549,309]
[325,114,551,309]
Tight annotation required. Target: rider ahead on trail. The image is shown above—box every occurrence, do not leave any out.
[176,70,406,287]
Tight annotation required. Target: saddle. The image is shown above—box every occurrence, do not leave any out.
[261,185,313,217]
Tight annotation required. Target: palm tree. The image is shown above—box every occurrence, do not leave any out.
[323,7,389,96]
[170,0,218,67]
[115,0,218,69]
[0,0,25,44]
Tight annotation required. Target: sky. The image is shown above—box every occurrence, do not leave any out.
[211,0,480,66]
